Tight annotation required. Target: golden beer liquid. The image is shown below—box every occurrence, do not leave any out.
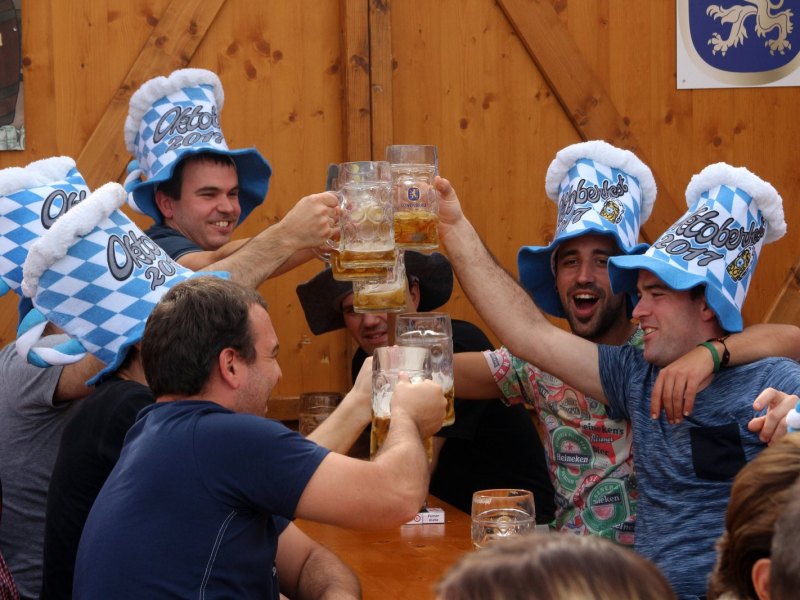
[331,252,389,281]
[353,284,406,313]
[339,247,396,269]
[370,415,433,461]
[443,385,455,426]
[394,211,439,249]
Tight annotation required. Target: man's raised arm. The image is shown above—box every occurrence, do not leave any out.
[194,193,338,288]
[434,177,605,401]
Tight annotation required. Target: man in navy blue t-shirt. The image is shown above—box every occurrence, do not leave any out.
[74,277,445,599]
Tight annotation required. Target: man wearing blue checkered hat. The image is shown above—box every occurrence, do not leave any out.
[28,182,372,599]
[124,69,337,286]
[0,157,105,600]
[73,276,445,598]
[435,160,800,599]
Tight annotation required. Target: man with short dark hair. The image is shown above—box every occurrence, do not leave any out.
[124,69,337,285]
[74,276,445,598]
[297,251,556,517]
[436,158,800,598]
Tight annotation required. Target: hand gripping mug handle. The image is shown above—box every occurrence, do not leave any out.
[15,307,87,368]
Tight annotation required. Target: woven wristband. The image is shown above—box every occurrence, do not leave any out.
[708,335,730,368]
[698,341,721,373]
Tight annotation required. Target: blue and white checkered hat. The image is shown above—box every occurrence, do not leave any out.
[0,156,90,319]
[517,141,657,317]
[788,402,800,433]
[123,68,271,225]
[608,163,786,333]
[17,182,227,384]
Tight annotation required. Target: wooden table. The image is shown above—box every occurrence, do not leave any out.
[296,496,473,599]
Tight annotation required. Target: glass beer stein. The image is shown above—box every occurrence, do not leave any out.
[395,312,455,426]
[371,345,433,460]
[352,250,408,314]
[336,161,396,270]
[386,145,439,251]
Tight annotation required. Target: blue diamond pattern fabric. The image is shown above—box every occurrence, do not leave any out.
[608,163,785,332]
[0,158,90,305]
[17,181,229,385]
[123,68,271,226]
[517,141,657,318]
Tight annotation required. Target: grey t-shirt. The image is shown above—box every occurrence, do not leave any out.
[0,343,79,599]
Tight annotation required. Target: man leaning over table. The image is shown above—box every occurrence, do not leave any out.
[450,141,800,547]
[123,68,338,285]
[434,155,800,599]
[13,182,387,600]
[73,276,445,599]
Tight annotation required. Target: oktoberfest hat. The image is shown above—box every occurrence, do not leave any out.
[17,182,226,385]
[608,163,786,332]
[517,140,657,317]
[788,401,800,433]
[296,251,453,335]
[123,68,271,225]
[0,156,90,319]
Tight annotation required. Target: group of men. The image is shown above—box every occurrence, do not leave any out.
[0,66,797,600]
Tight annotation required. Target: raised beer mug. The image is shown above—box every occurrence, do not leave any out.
[335,161,396,270]
[386,145,439,250]
[371,345,432,460]
[395,312,455,427]
[352,249,408,314]
[313,163,391,281]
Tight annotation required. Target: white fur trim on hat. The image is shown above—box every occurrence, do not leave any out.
[685,162,786,244]
[22,182,126,297]
[0,156,77,197]
[124,69,224,153]
[545,140,657,223]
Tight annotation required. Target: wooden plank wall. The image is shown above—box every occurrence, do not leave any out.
[1,0,798,396]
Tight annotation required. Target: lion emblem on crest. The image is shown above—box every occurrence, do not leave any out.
[706,0,794,56]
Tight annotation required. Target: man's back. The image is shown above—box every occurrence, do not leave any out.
[0,344,75,600]
[74,400,328,599]
[41,377,153,600]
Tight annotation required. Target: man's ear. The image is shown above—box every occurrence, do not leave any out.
[698,295,718,324]
[217,347,241,389]
[409,279,421,310]
[751,557,771,600]
[154,190,175,221]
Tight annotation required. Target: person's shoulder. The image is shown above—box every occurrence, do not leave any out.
[452,319,493,353]
[144,223,181,241]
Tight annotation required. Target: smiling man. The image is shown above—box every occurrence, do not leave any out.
[452,141,653,545]
[438,153,800,599]
[296,252,555,517]
[124,69,337,286]
[73,276,445,599]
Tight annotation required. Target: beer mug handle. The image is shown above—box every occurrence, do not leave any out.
[313,189,344,263]
[15,306,88,367]
[313,163,342,264]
